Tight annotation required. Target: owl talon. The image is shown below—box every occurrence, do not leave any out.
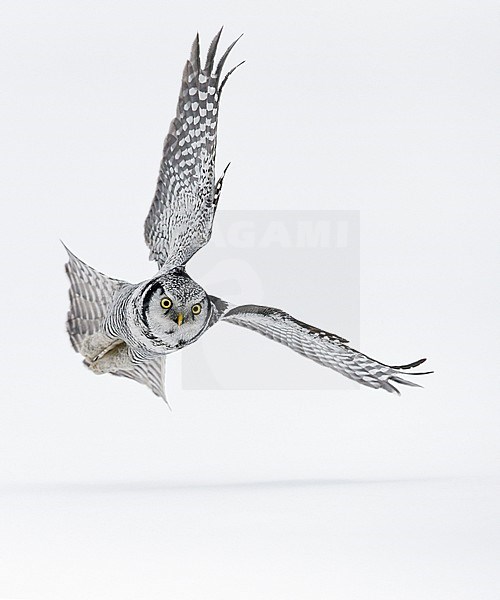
[84,342,130,374]
[91,339,124,363]
[79,333,130,374]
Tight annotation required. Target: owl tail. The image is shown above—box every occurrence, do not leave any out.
[63,244,168,403]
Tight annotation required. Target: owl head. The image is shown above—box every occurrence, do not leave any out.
[140,269,211,348]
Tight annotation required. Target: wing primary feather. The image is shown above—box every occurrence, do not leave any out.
[215,33,244,76]
[213,162,231,208]
[219,60,245,94]
[205,27,224,74]
[190,33,201,72]
[381,381,401,395]
[396,369,433,376]
[389,376,423,389]
[391,357,427,370]
[389,357,433,376]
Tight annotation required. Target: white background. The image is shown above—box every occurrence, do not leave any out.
[1,1,499,598]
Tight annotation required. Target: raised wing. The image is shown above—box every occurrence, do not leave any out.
[144,30,243,270]
[215,302,431,394]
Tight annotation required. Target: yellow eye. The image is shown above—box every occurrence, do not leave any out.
[160,297,172,310]
[192,303,202,315]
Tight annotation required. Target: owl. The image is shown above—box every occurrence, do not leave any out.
[65,30,431,403]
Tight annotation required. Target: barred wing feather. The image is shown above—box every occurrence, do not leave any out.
[112,357,167,403]
[64,246,125,354]
[219,303,431,394]
[64,246,167,401]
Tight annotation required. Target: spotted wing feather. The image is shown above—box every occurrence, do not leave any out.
[217,303,431,394]
[144,30,242,270]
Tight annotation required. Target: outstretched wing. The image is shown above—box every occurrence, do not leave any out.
[64,246,167,402]
[214,302,431,394]
[64,245,125,354]
[144,30,243,270]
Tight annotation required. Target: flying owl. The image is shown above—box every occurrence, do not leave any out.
[64,30,430,403]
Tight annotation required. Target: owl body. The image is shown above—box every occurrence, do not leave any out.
[77,269,213,377]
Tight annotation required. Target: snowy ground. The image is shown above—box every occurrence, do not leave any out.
[1,477,499,599]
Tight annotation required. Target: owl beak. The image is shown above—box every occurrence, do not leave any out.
[177,313,184,326]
